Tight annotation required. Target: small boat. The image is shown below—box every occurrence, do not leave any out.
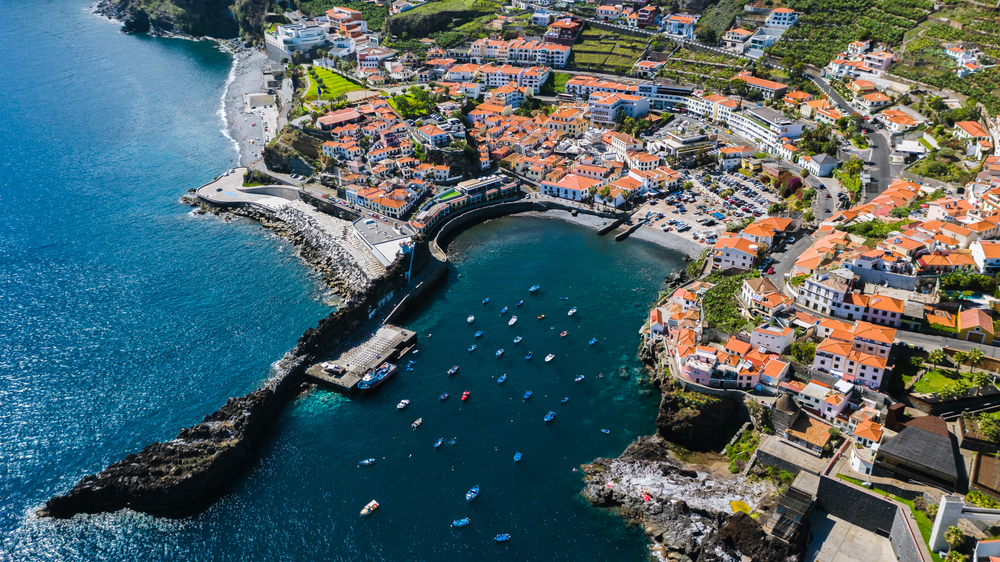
[448,365,459,375]
[568,307,577,316]
[435,438,444,448]
[440,393,449,400]
[475,331,483,338]
[452,517,471,528]
[461,390,470,401]
[483,297,490,305]
[544,411,556,422]
[397,399,410,410]
[560,331,568,337]
[529,285,540,292]
[359,458,375,466]
[412,418,423,429]
[601,429,610,434]
[467,315,475,323]
[514,336,522,344]
[498,374,507,383]
[466,485,479,501]
[575,375,585,383]
[545,354,555,362]
[496,349,504,357]
[537,314,545,320]
[495,533,511,542]
[468,345,477,352]
[516,300,524,307]
[360,500,379,516]
[525,351,533,360]
[560,296,568,300]
[508,316,517,326]
[514,452,522,462]
[524,390,532,399]
[406,361,414,371]
[561,397,569,403]
[500,306,509,315]
[589,337,598,346]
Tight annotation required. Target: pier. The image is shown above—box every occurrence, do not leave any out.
[304,324,417,394]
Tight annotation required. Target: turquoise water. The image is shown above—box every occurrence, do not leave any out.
[0,2,689,559]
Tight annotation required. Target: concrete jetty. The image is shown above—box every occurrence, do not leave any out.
[304,324,417,394]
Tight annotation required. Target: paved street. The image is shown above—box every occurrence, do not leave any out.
[766,232,814,286]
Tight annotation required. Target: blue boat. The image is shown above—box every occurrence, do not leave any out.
[448,365,459,375]
[601,429,610,434]
[357,362,397,392]
[525,351,532,360]
[516,300,524,307]
[495,533,510,542]
[559,296,568,300]
[575,375,585,383]
[483,297,490,304]
[498,374,507,383]
[496,349,504,357]
[475,331,483,338]
[440,392,449,400]
[513,451,522,462]
[589,337,598,346]
[468,345,477,352]
[500,306,508,314]
[466,485,479,501]
[514,336,522,344]
[529,285,540,292]
[359,458,375,466]
[561,397,569,403]
[435,438,443,448]
[523,390,532,399]
[544,411,556,422]
[452,517,471,528]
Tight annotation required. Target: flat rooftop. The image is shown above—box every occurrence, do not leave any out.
[805,510,895,562]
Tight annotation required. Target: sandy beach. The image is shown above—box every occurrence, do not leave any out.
[515,210,704,258]
[219,41,270,167]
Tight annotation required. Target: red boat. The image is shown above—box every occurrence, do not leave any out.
[560,331,568,337]
[461,390,470,401]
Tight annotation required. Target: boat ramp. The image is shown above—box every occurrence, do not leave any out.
[304,324,417,394]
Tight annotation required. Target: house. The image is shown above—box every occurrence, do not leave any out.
[863,51,894,73]
[588,92,650,127]
[712,237,758,271]
[945,46,977,65]
[719,145,756,171]
[972,240,1000,274]
[848,79,877,96]
[649,307,665,334]
[873,426,958,491]
[815,107,844,127]
[357,46,398,69]
[765,7,798,28]
[663,14,696,39]
[799,153,838,177]
[959,308,995,344]
[927,197,973,221]
[856,92,891,113]
[750,323,795,354]
[722,28,755,51]
[732,71,788,99]
[540,173,601,201]
[416,124,451,147]
[954,120,990,142]
[880,108,922,134]
[782,91,813,106]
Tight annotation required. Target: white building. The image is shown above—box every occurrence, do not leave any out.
[750,323,795,354]
[765,7,798,28]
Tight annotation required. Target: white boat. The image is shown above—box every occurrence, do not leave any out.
[397,399,410,410]
[508,315,517,326]
[568,307,577,316]
[545,354,555,362]
[467,315,474,323]
[361,499,379,516]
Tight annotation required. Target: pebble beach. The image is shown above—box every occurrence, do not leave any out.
[219,41,270,166]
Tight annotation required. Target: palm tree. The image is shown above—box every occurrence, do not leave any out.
[944,551,965,562]
[968,348,984,370]
[928,349,946,369]
[945,525,964,550]
[954,351,967,369]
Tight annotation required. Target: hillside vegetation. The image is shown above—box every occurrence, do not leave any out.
[96,0,268,38]
[297,0,389,30]
[385,0,499,39]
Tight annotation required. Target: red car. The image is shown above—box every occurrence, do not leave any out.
[767,267,775,274]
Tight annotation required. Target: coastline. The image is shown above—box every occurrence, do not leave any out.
[219,42,269,167]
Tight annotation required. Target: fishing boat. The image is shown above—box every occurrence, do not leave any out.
[483,297,490,305]
[497,374,507,383]
[525,351,532,360]
[406,361,414,372]
[544,411,556,422]
[448,365,459,375]
[360,500,379,516]
[589,337,598,346]
[475,330,483,338]
[435,438,443,448]
[508,316,517,326]
[495,349,504,357]
[466,485,479,501]
[561,397,569,403]
[495,534,511,542]
[523,390,532,399]
[545,354,555,362]
[529,285,540,292]
[513,336,522,344]
[461,390,470,401]
[568,307,577,316]
[537,315,545,320]
[601,429,610,434]
[452,517,471,528]
[412,418,423,429]
[467,315,474,323]
[513,452,522,462]
[560,296,568,300]
[440,392,449,400]
[357,362,398,392]
[500,306,508,315]
[468,345,477,352]
[575,375,585,383]
[560,331,568,337]
[516,300,523,307]
[359,458,375,466]
[397,399,410,410]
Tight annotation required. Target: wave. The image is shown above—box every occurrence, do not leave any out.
[218,50,240,163]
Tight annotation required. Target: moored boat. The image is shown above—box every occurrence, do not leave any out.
[560,331,568,337]
[358,362,397,392]
[359,458,375,466]
[468,344,477,352]
[397,399,410,410]
[602,429,610,434]
[545,354,555,362]
[497,374,507,383]
[461,390,470,401]
[513,336,522,343]
[568,307,577,316]
[466,485,479,501]
[559,296,568,300]
[544,411,556,422]
[589,337,598,345]
[500,306,508,314]
[516,300,523,307]
[495,349,504,357]
[435,438,443,448]
[467,315,474,323]
[475,330,483,338]
[360,500,379,516]
[575,375,584,382]
[525,351,532,360]
[412,417,422,429]
[495,533,510,542]
[452,517,471,528]
[561,397,569,403]
[523,390,532,399]
[483,297,490,305]
[529,285,539,292]
[440,392,449,400]
[513,451,522,462]
[537,314,545,320]
[508,316,517,326]
[448,365,459,375]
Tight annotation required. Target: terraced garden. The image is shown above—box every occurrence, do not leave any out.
[572,27,647,72]
[303,67,364,101]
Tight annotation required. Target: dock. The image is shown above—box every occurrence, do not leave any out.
[304,324,418,394]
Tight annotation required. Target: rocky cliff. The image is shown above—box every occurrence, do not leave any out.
[95,0,268,39]
[655,387,748,452]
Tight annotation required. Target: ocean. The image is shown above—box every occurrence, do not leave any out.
[0,2,687,559]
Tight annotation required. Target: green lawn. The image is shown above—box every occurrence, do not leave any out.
[572,28,646,72]
[913,369,970,394]
[304,68,364,101]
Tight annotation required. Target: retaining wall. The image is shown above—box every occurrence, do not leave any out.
[815,476,898,533]
[301,191,362,222]
[240,185,302,199]
[756,447,806,477]
[889,509,924,562]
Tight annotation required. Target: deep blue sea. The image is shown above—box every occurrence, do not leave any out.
[0,2,687,559]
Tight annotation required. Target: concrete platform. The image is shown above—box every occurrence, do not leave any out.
[304,324,417,394]
[806,511,895,562]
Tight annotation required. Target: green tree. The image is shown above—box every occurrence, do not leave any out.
[973,371,991,389]
[828,426,840,439]
[756,242,770,259]
[891,207,910,218]
[944,551,966,562]
[790,341,817,364]
[967,348,985,369]
[695,24,717,44]
[945,525,964,550]
[954,351,967,366]
[928,349,946,368]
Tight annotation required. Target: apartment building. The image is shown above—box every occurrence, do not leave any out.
[587,92,650,126]
[712,237,758,270]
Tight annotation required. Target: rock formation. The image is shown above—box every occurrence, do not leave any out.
[655,388,748,452]
[94,0,268,39]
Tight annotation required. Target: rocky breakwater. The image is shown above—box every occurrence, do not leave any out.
[39,235,431,519]
[582,436,801,562]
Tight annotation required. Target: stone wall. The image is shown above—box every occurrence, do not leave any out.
[301,191,362,222]
[756,446,805,476]
[889,507,924,562]
[815,476,898,533]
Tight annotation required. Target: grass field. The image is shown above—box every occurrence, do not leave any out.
[572,27,646,71]
[304,68,364,101]
[913,368,970,395]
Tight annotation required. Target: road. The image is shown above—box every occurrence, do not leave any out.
[865,126,892,198]
[766,233,814,286]
[805,71,854,114]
